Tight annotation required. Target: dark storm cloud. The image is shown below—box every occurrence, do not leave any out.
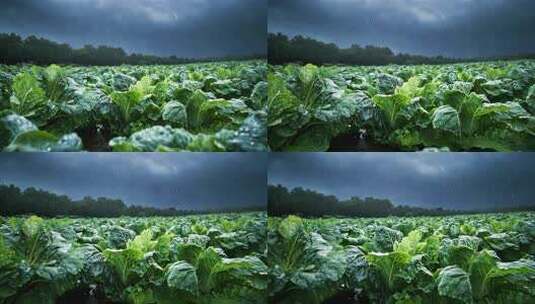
[0,0,266,58]
[0,153,267,210]
[269,153,535,210]
[269,0,535,58]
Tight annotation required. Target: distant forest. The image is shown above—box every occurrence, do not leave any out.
[0,32,264,66]
[268,33,535,66]
[268,185,535,218]
[0,184,262,218]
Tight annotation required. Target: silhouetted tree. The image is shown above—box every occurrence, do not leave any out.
[268,185,534,218]
[0,33,264,66]
[0,184,262,217]
[268,33,535,66]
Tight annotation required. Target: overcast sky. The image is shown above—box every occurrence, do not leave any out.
[269,153,535,210]
[0,0,266,58]
[0,153,267,210]
[269,0,535,58]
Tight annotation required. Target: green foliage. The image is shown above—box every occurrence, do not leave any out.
[0,216,86,303]
[268,216,351,304]
[110,88,145,126]
[166,261,199,295]
[269,60,535,151]
[268,64,360,151]
[268,212,535,303]
[10,72,47,116]
[0,60,267,152]
[372,93,411,129]
[4,130,82,152]
[0,213,268,303]
[42,64,68,101]
[161,101,187,127]
[437,266,473,303]
[432,105,461,135]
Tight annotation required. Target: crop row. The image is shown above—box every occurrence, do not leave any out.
[0,213,267,303]
[2,212,534,303]
[269,60,535,151]
[0,61,267,152]
[268,213,535,303]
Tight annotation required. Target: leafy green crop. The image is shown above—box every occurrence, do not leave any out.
[0,213,267,304]
[0,61,267,152]
[268,212,535,303]
[268,60,535,151]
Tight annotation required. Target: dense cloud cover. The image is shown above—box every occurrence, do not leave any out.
[0,0,266,58]
[0,153,267,210]
[269,0,535,58]
[269,153,535,210]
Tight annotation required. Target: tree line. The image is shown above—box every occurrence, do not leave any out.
[268,185,535,218]
[268,33,535,66]
[0,184,261,218]
[0,32,263,66]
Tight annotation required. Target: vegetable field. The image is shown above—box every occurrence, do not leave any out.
[0,61,267,152]
[268,213,535,304]
[268,60,535,151]
[0,213,268,304]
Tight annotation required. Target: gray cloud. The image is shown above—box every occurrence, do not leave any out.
[269,153,535,210]
[269,0,535,58]
[0,153,267,210]
[0,0,266,58]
